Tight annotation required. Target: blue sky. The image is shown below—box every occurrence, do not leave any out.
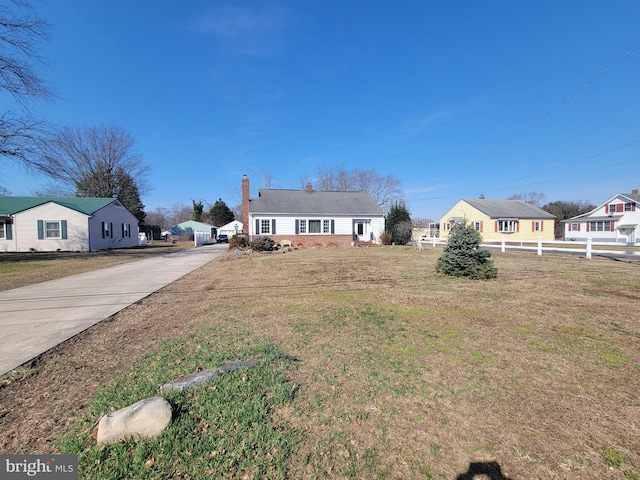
[4,0,640,219]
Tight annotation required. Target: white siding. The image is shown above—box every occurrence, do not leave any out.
[0,201,139,252]
[89,203,139,250]
[565,195,640,244]
[11,203,90,252]
[249,213,385,242]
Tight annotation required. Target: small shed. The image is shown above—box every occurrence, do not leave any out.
[171,220,217,239]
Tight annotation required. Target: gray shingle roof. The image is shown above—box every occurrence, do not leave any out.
[462,198,556,219]
[250,189,384,216]
[0,197,119,216]
[621,193,640,203]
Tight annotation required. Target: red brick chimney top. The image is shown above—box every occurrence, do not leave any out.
[242,175,250,234]
[632,189,639,195]
[305,183,313,192]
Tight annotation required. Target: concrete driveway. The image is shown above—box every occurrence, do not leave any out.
[0,244,227,376]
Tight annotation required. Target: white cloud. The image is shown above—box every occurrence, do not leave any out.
[191,5,292,57]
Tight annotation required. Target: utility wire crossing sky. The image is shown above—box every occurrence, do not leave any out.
[4,1,640,219]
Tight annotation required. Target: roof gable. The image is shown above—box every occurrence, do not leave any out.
[566,191,640,221]
[0,196,118,216]
[462,198,556,219]
[249,189,384,216]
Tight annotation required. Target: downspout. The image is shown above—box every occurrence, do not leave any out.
[87,215,92,251]
[12,215,17,252]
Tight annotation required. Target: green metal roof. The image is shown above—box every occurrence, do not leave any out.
[0,197,118,216]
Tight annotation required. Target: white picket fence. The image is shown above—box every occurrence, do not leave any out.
[416,237,640,259]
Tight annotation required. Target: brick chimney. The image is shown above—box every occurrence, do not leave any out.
[479,194,485,199]
[305,182,313,192]
[242,175,249,233]
[632,189,639,195]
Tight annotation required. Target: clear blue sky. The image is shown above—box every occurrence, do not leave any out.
[4,0,640,220]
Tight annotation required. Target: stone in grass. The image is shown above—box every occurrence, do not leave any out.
[160,360,259,393]
[96,396,172,446]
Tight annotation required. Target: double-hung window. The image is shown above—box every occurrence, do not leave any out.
[46,221,61,238]
[37,219,67,240]
[260,219,271,234]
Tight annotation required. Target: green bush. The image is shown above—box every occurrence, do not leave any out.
[435,221,497,279]
[250,236,275,251]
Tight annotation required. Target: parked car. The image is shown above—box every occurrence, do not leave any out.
[217,234,229,243]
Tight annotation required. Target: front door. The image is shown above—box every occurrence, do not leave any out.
[353,220,370,241]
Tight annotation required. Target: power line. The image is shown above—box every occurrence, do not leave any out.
[421,42,640,191]
[417,156,639,201]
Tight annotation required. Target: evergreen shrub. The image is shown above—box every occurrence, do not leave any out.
[435,221,497,279]
[250,236,275,252]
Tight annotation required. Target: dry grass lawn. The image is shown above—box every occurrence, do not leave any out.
[0,246,638,479]
[0,241,193,291]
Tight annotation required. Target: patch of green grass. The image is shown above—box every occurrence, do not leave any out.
[58,331,300,479]
[600,446,626,469]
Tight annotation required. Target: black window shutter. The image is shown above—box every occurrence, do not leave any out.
[331,219,335,234]
[295,219,299,234]
[110,222,113,238]
[272,219,276,235]
[38,220,44,239]
[102,222,105,239]
[61,220,67,239]
[6,222,12,240]
[255,219,259,234]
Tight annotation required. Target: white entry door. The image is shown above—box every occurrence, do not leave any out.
[353,220,370,241]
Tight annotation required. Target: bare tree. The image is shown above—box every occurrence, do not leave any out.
[0,0,55,177]
[42,124,149,220]
[250,168,275,189]
[44,124,149,192]
[304,164,404,212]
[507,192,547,207]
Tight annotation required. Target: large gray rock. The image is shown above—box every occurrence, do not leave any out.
[160,360,259,392]
[97,396,172,445]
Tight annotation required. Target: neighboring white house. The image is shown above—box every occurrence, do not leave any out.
[241,176,385,246]
[564,189,640,244]
[0,197,140,252]
[216,220,243,239]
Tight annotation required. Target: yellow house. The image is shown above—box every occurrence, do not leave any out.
[439,198,556,241]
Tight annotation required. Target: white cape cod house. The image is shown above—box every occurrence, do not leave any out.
[0,197,140,252]
[564,189,639,244]
[241,176,385,247]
